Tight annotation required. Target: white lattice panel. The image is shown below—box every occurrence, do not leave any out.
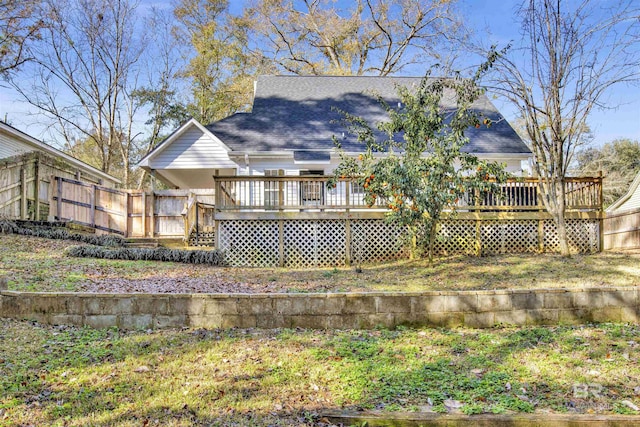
[567,219,599,253]
[544,219,599,253]
[434,220,477,255]
[284,220,346,268]
[350,220,406,264]
[218,220,279,267]
[482,220,538,255]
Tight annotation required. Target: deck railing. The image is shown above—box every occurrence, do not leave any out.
[212,176,603,213]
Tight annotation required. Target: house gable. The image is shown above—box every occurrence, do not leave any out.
[139,118,236,171]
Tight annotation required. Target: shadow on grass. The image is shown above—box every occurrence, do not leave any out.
[2,322,640,426]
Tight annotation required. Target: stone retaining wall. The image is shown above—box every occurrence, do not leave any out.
[1,288,638,330]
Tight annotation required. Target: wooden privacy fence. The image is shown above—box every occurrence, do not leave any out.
[1,153,83,221]
[49,176,215,237]
[603,208,640,251]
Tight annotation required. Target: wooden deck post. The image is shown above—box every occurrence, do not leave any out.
[598,171,604,252]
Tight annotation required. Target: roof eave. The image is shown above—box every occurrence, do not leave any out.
[0,121,121,184]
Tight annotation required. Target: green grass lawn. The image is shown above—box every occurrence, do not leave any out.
[2,233,640,425]
[1,233,639,293]
[1,319,640,426]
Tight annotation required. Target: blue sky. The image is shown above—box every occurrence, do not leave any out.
[1,0,638,147]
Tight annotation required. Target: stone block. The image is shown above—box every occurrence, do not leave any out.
[322,295,346,315]
[189,315,223,329]
[620,307,640,323]
[326,314,360,329]
[573,291,603,309]
[119,314,153,330]
[476,294,512,312]
[343,295,376,314]
[464,312,495,328]
[238,297,273,315]
[221,315,257,329]
[133,297,164,315]
[413,295,446,313]
[256,314,289,329]
[543,292,574,309]
[358,313,395,329]
[375,296,411,314]
[274,297,306,315]
[183,297,205,315]
[427,312,464,328]
[444,294,478,312]
[602,289,637,308]
[51,314,83,326]
[591,307,622,323]
[494,310,527,326]
[526,309,559,325]
[85,315,118,329]
[204,299,238,315]
[557,309,585,325]
[65,297,83,314]
[84,298,104,315]
[154,314,187,329]
[167,296,192,314]
[290,315,327,329]
[112,297,134,314]
[512,292,544,310]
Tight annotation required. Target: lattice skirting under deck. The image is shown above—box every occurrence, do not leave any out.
[215,218,600,267]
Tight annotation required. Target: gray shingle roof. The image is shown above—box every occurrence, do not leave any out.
[206,75,531,155]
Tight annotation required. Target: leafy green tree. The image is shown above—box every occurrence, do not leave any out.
[330,65,510,263]
[173,0,266,123]
[575,139,640,206]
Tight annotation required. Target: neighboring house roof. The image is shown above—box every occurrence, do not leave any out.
[0,121,121,184]
[206,75,531,155]
[607,170,640,213]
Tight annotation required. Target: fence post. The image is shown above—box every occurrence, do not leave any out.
[124,192,130,237]
[20,167,27,219]
[34,156,40,220]
[56,176,62,221]
[90,184,96,228]
[149,191,155,238]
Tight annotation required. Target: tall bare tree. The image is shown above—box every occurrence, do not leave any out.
[489,0,640,255]
[240,0,465,76]
[0,0,43,75]
[9,0,145,186]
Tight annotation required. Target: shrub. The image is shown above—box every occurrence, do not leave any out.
[65,245,226,266]
[0,219,125,247]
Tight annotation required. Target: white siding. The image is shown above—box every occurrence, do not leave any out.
[618,188,640,211]
[0,131,38,159]
[149,127,237,169]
